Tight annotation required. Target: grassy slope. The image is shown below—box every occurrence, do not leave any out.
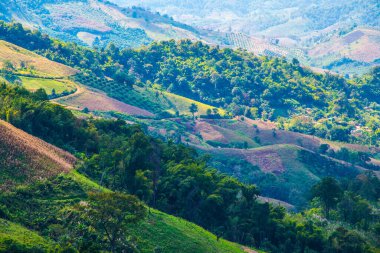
[163,91,226,116]
[0,219,55,252]
[69,171,247,253]
[0,40,77,78]
[20,76,76,95]
[133,209,245,253]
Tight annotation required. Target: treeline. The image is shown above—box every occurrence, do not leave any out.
[1,83,379,252]
[0,21,378,146]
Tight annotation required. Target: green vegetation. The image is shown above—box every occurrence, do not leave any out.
[163,91,225,116]
[20,76,76,96]
[0,219,55,252]
[0,170,247,253]
[0,21,379,252]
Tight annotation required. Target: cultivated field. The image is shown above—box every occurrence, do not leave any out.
[54,85,155,117]
[0,120,76,190]
[195,117,379,154]
[309,28,380,63]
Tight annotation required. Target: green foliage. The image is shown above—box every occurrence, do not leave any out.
[0,219,55,252]
[62,192,146,252]
[189,103,198,119]
[0,21,379,252]
[328,227,371,253]
[0,83,98,152]
[311,177,342,218]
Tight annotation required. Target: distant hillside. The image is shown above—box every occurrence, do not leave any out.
[112,0,380,75]
[143,116,380,207]
[112,0,379,35]
[0,120,76,190]
[0,0,206,48]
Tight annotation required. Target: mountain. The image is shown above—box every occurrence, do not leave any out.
[1,0,378,74]
[113,0,379,36]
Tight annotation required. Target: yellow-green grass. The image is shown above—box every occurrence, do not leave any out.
[0,219,55,251]
[67,170,111,193]
[20,76,76,95]
[133,209,246,253]
[163,91,226,116]
[0,40,77,77]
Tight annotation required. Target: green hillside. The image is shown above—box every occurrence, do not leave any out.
[0,171,247,253]
[0,0,204,49]
[0,219,55,252]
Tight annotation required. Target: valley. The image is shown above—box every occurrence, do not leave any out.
[0,4,379,252]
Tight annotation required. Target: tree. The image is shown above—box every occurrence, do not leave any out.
[2,60,14,72]
[318,144,330,154]
[67,192,147,252]
[337,192,372,228]
[189,103,198,120]
[328,227,370,253]
[206,108,212,117]
[311,177,342,218]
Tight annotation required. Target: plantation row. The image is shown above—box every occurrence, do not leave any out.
[73,73,167,113]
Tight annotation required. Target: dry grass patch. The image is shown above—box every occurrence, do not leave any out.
[0,120,76,190]
[0,40,78,77]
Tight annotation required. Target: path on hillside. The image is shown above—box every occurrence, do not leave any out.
[50,81,84,102]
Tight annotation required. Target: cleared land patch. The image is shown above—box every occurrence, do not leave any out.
[54,85,155,117]
[163,91,226,116]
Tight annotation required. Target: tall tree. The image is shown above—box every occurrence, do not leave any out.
[311,177,342,218]
[189,103,198,120]
[67,192,147,253]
